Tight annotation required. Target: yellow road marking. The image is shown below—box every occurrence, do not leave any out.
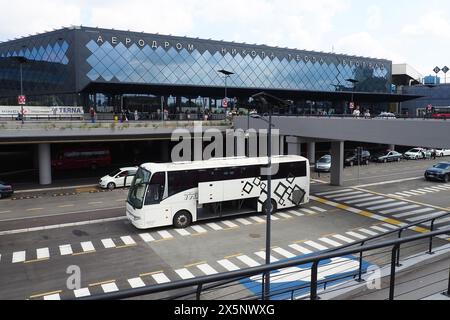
[0,210,11,214]
[26,208,43,211]
[24,258,49,264]
[184,261,206,268]
[320,233,336,238]
[192,233,207,237]
[58,204,74,208]
[222,227,239,231]
[140,270,164,277]
[153,238,172,243]
[30,290,62,299]
[411,226,430,233]
[76,187,98,193]
[295,240,307,244]
[384,218,402,226]
[116,244,137,249]
[224,253,243,259]
[89,280,116,287]
[72,250,96,256]
[359,211,374,218]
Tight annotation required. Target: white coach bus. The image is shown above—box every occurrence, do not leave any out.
[126,156,310,229]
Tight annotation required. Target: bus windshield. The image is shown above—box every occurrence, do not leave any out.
[128,167,151,209]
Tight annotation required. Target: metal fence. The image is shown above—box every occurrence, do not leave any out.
[79,213,450,301]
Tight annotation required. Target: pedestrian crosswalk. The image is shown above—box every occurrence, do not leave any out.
[316,188,450,234]
[2,205,328,265]
[388,185,450,198]
[34,223,400,300]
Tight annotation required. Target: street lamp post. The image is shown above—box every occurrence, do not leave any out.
[15,56,28,124]
[346,78,359,115]
[251,92,290,300]
[218,69,235,108]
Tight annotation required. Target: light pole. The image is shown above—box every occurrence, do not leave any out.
[218,69,234,108]
[15,56,28,124]
[346,78,359,115]
[250,92,290,301]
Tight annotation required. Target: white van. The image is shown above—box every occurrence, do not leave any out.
[99,167,138,190]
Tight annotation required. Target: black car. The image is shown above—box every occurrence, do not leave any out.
[345,150,371,166]
[371,151,403,163]
[424,162,450,182]
[0,181,14,199]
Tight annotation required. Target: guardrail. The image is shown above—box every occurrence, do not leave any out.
[79,222,450,301]
[260,113,450,121]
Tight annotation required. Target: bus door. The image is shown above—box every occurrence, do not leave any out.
[144,172,172,227]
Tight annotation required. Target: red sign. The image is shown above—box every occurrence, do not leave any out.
[349,102,355,109]
[222,98,229,108]
[18,95,26,105]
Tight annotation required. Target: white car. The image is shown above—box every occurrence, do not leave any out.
[403,148,430,160]
[376,112,396,119]
[435,149,450,157]
[99,167,138,190]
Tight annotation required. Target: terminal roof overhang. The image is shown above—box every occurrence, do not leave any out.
[82,82,421,103]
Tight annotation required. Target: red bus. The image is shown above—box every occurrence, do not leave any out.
[52,147,112,170]
[432,106,450,119]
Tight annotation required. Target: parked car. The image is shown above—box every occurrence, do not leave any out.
[0,181,14,199]
[435,148,450,157]
[99,167,138,190]
[371,151,403,163]
[424,162,450,182]
[376,112,396,119]
[315,155,331,172]
[403,148,431,160]
[345,150,371,166]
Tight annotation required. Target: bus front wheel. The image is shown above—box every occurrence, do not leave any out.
[173,211,192,229]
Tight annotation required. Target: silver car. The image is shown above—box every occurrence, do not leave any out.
[315,155,331,172]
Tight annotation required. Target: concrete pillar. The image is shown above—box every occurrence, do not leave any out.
[286,136,302,156]
[38,143,52,185]
[330,141,344,186]
[307,142,316,164]
[279,136,285,156]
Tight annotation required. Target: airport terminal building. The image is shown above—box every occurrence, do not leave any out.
[0,26,413,114]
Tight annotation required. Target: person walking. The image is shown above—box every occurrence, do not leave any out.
[432,149,437,160]
[89,106,96,124]
[134,110,139,121]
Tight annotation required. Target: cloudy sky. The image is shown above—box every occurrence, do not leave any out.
[1,0,449,76]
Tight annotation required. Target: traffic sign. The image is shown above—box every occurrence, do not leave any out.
[434,66,441,74]
[222,98,229,108]
[18,95,26,105]
[443,66,449,74]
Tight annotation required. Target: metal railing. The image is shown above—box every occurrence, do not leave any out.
[266,113,450,121]
[79,225,450,301]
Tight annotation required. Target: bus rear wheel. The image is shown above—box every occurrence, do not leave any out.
[173,211,192,229]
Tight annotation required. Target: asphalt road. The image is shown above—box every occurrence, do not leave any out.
[0,158,449,300]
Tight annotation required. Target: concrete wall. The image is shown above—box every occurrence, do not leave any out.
[235,116,450,148]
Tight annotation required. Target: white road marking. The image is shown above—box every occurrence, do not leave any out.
[395,193,410,197]
[276,212,293,219]
[300,208,316,215]
[250,216,265,223]
[197,264,218,275]
[128,278,146,288]
[207,223,223,231]
[36,248,50,260]
[357,199,395,207]
[358,228,378,236]
[310,206,327,213]
[402,191,422,196]
[273,247,297,258]
[371,226,390,233]
[318,237,342,248]
[191,225,208,234]
[101,239,116,249]
[303,241,328,251]
[254,251,280,262]
[152,273,171,284]
[327,191,363,199]
[394,208,435,218]
[270,215,280,221]
[346,231,367,240]
[157,231,174,239]
[288,210,304,217]
[121,236,136,245]
[222,221,239,228]
[382,223,399,230]
[334,194,372,201]
[408,211,446,222]
[12,251,26,263]
[175,268,196,279]
[288,244,313,255]
[139,233,155,242]
[81,241,95,252]
[346,196,384,205]
[380,205,420,215]
[59,244,73,256]
[174,229,191,236]
[101,282,119,293]
[74,288,91,298]
[409,190,427,194]
[368,202,408,211]
[316,189,354,196]
[217,259,241,271]
[332,234,355,244]
[43,294,61,300]
[237,255,261,267]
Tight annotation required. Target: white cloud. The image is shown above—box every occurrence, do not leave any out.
[366,5,382,30]
[401,11,450,38]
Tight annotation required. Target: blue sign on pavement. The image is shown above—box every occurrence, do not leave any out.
[240,254,374,300]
